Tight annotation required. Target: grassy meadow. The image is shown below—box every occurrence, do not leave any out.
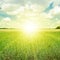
[0,29,60,60]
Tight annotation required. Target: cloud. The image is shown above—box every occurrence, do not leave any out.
[7,3,43,15]
[1,3,19,12]
[43,4,60,27]
[0,18,21,28]
[0,0,60,28]
[0,0,51,7]
[50,6,60,15]
[44,2,60,19]
[3,17,11,22]
[9,6,25,15]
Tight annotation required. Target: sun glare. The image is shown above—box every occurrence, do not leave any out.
[21,21,39,34]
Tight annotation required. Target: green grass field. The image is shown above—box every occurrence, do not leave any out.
[0,29,60,60]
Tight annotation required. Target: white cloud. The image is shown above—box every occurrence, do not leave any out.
[10,6,25,15]
[0,0,60,28]
[55,20,60,25]
[41,13,53,19]
[0,19,21,28]
[51,20,60,28]
[2,3,19,12]
[3,17,11,22]
[7,3,43,15]
[44,5,60,19]
[50,6,60,15]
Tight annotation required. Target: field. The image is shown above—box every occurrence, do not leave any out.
[0,29,60,60]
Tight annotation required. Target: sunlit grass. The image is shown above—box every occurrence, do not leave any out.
[0,29,60,60]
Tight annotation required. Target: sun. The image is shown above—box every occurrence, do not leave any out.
[21,21,39,34]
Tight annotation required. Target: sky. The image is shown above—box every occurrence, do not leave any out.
[0,0,60,28]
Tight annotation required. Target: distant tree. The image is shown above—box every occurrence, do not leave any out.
[56,26,60,29]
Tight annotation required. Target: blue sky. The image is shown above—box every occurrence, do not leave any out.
[0,0,60,28]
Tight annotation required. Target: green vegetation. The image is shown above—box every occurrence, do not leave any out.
[56,26,60,29]
[0,29,60,60]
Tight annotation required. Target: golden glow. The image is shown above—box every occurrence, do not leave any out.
[21,21,39,34]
